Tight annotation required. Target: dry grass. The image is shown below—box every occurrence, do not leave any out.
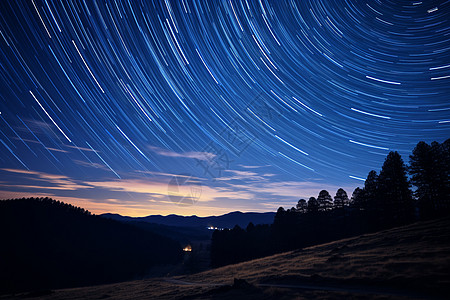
[4,217,450,299]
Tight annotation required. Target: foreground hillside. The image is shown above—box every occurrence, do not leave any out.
[9,216,450,299]
[0,198,182,294]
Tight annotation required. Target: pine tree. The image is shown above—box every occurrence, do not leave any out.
[296,199,308,213]
[307,197,319,213]
[334,188,349,209]
[317,190,333,211]
[351,187,364,210]
[431,140,450,213]
[364,170,379,212]
[409,141,434,217]
[410,139,450,218]
[378,151,413,225]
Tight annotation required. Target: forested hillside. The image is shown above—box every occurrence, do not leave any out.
[0,197,183,294]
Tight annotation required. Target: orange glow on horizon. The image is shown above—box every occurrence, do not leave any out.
[0,190,268,217]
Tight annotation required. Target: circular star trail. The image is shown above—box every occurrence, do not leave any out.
[0,1,448,214]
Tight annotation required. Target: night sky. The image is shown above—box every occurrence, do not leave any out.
[0,0,448,216]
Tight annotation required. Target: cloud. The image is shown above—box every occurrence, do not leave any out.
[73,159,110,171]
[64,144,100,152]
[12,137,41,144]
[216,169,267,182]
[238,164,271,169]
[227,179,356,201]
[0,169,258,217]
[45,147,68,153]
[0,186,248,217]
[14,119,53,134]
[227,170,259,177]
[87,177,254,204]
[0,167,358,217]
[148,146,216,161]
[134,170,205,181]
[0,168,93,191]
[11,138,95,154]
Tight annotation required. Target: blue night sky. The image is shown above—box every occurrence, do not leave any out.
[0,0,448,216]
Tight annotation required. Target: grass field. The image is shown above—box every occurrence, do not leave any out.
[4,217,450,299]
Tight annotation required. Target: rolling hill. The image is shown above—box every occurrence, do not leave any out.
[8,215,450,299]
[0,198,183,294]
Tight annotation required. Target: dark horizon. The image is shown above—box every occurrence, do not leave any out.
[0,1,449,216]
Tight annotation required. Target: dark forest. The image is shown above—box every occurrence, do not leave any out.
[211,139,450,267]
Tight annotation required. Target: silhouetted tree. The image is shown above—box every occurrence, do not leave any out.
[438,139,450,211]
[364,170,379,212]
[307,197,319,213]
[274,207,286,224]
[296,199,308,213]
[246,222,255,232]
[334,188,349,209]
[351,187,364,210]
[409,141,434,217]
[210,139,450,268]
[410,139,450,218]
[378,151,413,225]
[317,190,333,211]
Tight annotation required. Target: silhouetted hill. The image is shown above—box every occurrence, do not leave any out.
[0,197,183,295]
[101,211,276,229]
[15,216,450,299]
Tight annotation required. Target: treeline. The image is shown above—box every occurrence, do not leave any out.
[0,197,183,294]
[211,139,450,267]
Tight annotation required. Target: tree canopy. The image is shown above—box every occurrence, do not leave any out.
[211,139,450,267]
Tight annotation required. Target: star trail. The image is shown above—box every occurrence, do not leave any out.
[0,0,448,216]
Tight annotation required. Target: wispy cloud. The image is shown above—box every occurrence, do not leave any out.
[0,168,256,216]
[228,179,355,199]
[11,138,97,154]
[87,177,254,204]
[73,159,109,171]
[0,167,358,217]
[216,169,270,182]
[148,146,216,161]
[0,168,93,191]
[134,170,205,181]
[64,144,100,152]
[238,164,271,169]
[45,147,68,153]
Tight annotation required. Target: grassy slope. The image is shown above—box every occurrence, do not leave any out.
[5,217,450,300]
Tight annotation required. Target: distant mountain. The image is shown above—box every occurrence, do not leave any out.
[99,211,276,277]
[101,211,276,229]
[0,198,182,294]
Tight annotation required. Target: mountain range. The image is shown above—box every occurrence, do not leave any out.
[101,211,276,229]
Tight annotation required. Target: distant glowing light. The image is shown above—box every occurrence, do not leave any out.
[207,226,223,230]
